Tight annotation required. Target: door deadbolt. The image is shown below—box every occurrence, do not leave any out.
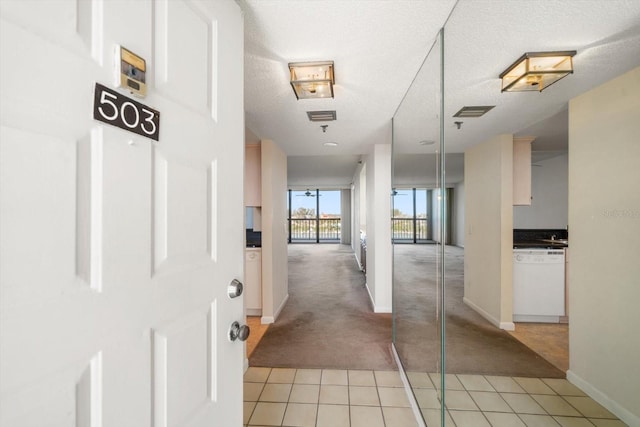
[227,279,244,299]
[229,321,250,342]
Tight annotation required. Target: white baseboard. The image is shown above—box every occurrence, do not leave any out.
[392,343,427,427]
[274,293,289,320]
[513,314,560,323]
[260,294,289,324]
[463,297,515,331]
[363,281,391,313]
[567,370,639,427]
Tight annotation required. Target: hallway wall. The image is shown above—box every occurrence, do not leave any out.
[260,140,289,323]
[463,134,514,330]
[568,66,640,426]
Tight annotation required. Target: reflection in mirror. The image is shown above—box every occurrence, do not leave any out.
[392,2,575,425]
[392,29,445,425]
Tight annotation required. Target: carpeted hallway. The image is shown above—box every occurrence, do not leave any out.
[250,243,564,379]
[249,244,396,370]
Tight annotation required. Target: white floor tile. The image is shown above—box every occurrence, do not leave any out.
[541,379,587,396]
[282,403,318,427]
[349,370,376,386]
[382,407,420,427]
[319,384,349,405]
[413,387,441,409]
[350,405,385,427]
[484,412,527,427]
[518,413,562,427]
[321,369,349,385]
[553,416,599,427]
[421,408,455,427]
[531,395,582,417]
[374,370,403,387]
[248,402,286,426]
[289,384,320,404]
[316,404,349,427]
[406,371,435,388]
[501,392,547,414]
[449,410,491,427]
[457,374,495,391]
[485,375,527,393]
[469,391,512,412]
[563,396,617,419]
[258,383,292,402]
[294,369,322,384]
[444,389,479,410]
[515,377,557,395]
[244,382,265,402]
[349,386,380,406]
[378,386,411,407]
[244,367,271,383]
[267,367,296,384]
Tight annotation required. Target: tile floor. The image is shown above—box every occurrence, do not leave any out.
[243,368,628,427]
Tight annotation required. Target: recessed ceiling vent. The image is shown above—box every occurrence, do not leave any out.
[453,106,495,118]
[307,110,337,122]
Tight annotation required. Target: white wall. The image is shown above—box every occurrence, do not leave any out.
[453,182,465,247]
[260,140,289,324]
[352,162,365,265]
[567,67,640,426]
[340,189,352,244]
[431,188,441,242]
[463,134,514,330]
[365,144,392,313]
[513,153,568,229]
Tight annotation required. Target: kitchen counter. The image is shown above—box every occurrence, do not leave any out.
[513,228,568,249]
[513,240,568,249]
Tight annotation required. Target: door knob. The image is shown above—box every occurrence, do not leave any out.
[227,279,244,299]
[228,321,250,342]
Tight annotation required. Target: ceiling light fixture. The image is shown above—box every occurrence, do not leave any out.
[289,61,334,100]
[323,142,338,147]
[499,51,576,92]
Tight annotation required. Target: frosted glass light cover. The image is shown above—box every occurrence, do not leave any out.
[289,61,335,99]
[500,51,576,92]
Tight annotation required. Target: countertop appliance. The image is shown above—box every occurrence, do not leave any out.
[513,248,565,323]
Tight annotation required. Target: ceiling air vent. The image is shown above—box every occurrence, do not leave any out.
[307,110,337,122]
[453,106,495,118]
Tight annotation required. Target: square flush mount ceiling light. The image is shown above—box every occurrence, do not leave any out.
[500,51,576,92]
[289,61,334,100]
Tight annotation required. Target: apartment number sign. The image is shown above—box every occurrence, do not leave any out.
[93,83,160,141]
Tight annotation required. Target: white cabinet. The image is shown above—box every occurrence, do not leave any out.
[245,145,261,206]
[513,137,535,205]
[245,248,262,315]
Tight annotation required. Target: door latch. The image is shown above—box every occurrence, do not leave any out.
[228,321,250,342]
[227,279,244,299]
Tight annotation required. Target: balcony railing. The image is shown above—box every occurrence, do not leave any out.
[392,218,428,242]
[289,218,341,242]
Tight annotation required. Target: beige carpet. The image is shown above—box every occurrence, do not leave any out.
[250,243,564,378]
[249,244,396,370]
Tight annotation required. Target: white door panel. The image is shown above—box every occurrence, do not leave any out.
[0,1,244,426]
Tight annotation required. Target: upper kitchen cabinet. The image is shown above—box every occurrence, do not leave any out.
[245,144,262,206]
[513,137,535,205]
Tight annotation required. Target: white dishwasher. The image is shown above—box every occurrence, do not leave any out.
[513,249,565,323]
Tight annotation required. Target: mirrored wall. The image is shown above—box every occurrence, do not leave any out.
[392,28,446,425]
[393,4,571,426]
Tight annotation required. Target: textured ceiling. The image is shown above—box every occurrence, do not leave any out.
[240,0,640,187]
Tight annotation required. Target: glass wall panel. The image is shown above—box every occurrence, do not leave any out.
[392,28,445,425]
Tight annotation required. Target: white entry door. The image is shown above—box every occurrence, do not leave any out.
[0,1,245,426]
